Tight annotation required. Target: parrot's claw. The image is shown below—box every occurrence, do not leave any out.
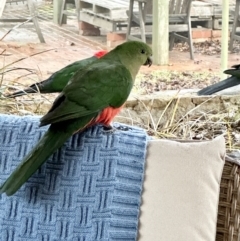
[102,125,116,134]
[116,126,131,131]
[102,125,131,134]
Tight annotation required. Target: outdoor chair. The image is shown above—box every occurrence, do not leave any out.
[0,0,45,43]
[59,0,80,26]
[229,0,240,52]
[126,0,194,60]
[0,115,239,240]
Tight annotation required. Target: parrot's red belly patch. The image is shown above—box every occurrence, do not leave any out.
[94,50,108,58]
[75,106,123,134]
[96,106,123,126]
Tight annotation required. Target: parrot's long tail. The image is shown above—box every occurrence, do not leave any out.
[5,84,40,98]
[0,127,72,196]
[197,76,240,95]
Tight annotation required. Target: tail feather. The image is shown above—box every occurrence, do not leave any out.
[5,85,39,98]
[0,128,72,196]
[197,76,240,95]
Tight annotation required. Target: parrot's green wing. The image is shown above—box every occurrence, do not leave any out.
[44,56,98,92]
[5,56,98,97]
[40,61,133,126]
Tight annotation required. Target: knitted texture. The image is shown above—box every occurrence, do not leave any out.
[0,115,148,241]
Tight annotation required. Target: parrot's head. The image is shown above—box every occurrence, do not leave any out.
[113,41,152,68]
[129,41,152,67]
[102,41,152,79]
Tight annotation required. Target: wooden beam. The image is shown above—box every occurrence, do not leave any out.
[152,0,169,65]
[53,0,63,24]
[220,0,229,79]
[80,12,120,31]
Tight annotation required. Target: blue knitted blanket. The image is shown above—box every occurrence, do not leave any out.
[0,115,148,241]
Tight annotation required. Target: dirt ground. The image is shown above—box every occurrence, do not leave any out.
[1,10,240,97]
[1,2,240,93]
[1,38,240,76]
[0,38,239,97]
[1,0,239,94]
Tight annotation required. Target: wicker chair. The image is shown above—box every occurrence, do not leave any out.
[217,157,240,241]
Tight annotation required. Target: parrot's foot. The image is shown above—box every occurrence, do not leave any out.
[102,125,131,134]
[116,125,131,131]
[102,125,116,134]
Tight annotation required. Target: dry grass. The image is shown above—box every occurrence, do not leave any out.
[0,47,57,115]
[118,95,240,152]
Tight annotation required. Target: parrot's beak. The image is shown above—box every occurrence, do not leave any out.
[144,56,152,67]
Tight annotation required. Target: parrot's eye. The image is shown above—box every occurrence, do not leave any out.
[141,49,146,54]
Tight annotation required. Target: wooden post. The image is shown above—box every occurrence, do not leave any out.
[220,0,229,79]
[53,0,64,24]
[0,0,7,18]
[152,0,169,65]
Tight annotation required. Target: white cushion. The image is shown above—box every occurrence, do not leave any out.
[139,136,226,241]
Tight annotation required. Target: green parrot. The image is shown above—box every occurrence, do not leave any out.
[0,41,152,196]
[5,50,108,98]
[198,64,240,95]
